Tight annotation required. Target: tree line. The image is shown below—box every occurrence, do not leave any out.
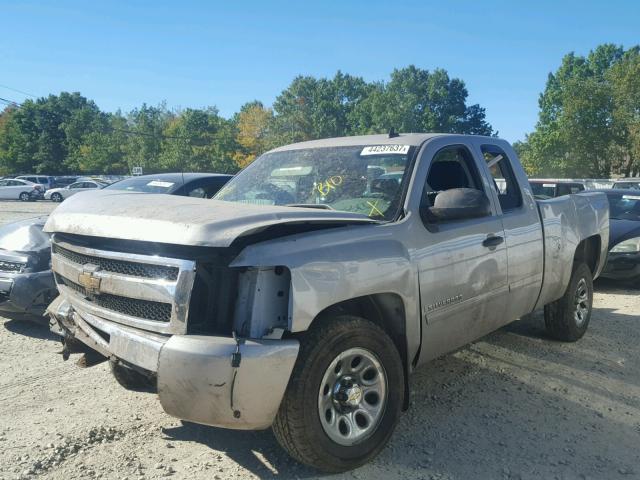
[0,66,492,176]
[516,44,640,178]
[1,44,639,178]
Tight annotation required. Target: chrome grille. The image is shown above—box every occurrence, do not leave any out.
[51,237,196,335]
[0,260,25,273]
[57,275,172,322]
[52,244,178,280]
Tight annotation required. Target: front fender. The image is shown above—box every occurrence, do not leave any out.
[230,224,420,362]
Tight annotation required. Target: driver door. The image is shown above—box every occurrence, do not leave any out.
[413,143,509,363]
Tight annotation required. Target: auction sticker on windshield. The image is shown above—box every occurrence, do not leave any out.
[361,145,410,155]
[147,181,174,188]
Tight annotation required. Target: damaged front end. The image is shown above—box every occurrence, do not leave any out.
[0,216,56,317]
[47,233,299,430]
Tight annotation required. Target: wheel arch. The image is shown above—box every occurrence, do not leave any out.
[573,234,601,274]
[306,293,412,410]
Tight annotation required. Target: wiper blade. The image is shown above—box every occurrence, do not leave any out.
[285,203,334,210]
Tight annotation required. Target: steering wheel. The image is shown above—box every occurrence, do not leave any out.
[254,183,295,205]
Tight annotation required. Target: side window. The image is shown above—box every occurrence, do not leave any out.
[85,182,98,188]
[422,145,485,209]
[481,145,522,211]
[69,182,82,189]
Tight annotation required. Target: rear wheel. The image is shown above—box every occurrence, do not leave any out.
[51,192,63,202]
[19,192,30,201]
[273,316,404,472]
[544,262,593,341]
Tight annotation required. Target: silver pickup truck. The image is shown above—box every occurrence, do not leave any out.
[45,133,609,472]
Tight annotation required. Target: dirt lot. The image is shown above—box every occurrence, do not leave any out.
[1,200,639,480]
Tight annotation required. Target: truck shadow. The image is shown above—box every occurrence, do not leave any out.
[161,308,640,479]
[2,316,59,342]
[162,422,313,477]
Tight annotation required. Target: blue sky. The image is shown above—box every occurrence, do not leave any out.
[1,0,638,142]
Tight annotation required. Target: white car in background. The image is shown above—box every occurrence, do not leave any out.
[44,180,107,202]
[15,175,54,191]
[0,178,43,201]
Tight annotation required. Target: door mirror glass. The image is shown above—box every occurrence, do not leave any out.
[423,188,491,222]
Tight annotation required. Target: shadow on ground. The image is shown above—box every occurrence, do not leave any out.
[162,308,640,479]
[2,315,59,342]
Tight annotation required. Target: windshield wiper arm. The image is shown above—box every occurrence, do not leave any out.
[285,203,334,210]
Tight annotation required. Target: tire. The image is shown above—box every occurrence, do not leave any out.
[19,192,30,202]
[51,192,63,202]
[273,315,404,472]
[544,262,593,342]
[109,360,156,392]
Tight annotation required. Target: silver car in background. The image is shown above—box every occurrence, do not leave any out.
[44,180,108,202]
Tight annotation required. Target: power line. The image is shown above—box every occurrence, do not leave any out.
[0,84,38,98]
[0,96,22,107]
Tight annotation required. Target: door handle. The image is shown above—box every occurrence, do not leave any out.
[482,235,504,248]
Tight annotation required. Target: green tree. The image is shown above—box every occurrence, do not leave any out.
[519,44,639,177]
[233,101,275,168]
[608,47,640,176]
[354,66,493,135]
[271,71,373,143]
[124,103,173,174]
[0,92,101,174]
[159,107,239,173]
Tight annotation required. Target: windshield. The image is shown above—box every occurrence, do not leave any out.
[613,182,640,190]
[214,145,414,220]
[105,177,177,194]
[609,194,640,221]
[530,182,555,199]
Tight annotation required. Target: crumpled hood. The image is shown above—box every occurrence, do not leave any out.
[43,190,377,247]
[0,216,50,254]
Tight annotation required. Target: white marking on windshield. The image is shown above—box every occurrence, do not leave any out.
[360,145,410,156]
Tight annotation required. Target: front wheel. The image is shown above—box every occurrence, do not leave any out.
[273,316,404,472]
[19,192,30,201]
[51,192,63,202]
[544,262,593,341]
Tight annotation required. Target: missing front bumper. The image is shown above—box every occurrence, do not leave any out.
[48,296,299,430]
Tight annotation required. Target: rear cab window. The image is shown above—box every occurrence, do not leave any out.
[481,144,522,212]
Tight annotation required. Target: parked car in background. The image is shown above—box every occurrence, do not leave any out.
[0,217,55,316]
[612,179,640,190]
[44,180,108,202]
[104,172,233,197]
[529,179,587,198]
[593,189,640,285]
[0,173,232,317]
[15,175,54,191]
[52,176,81,188]
[0,178,43,201]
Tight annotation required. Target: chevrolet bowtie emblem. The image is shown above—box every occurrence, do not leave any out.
[78,264,102,295]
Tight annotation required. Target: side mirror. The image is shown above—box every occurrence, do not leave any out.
[424,188,491,222]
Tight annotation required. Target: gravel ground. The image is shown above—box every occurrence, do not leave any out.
[1,200,639,480]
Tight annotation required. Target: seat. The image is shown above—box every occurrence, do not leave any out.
[371,178,400,198]
[427,161,470,190]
